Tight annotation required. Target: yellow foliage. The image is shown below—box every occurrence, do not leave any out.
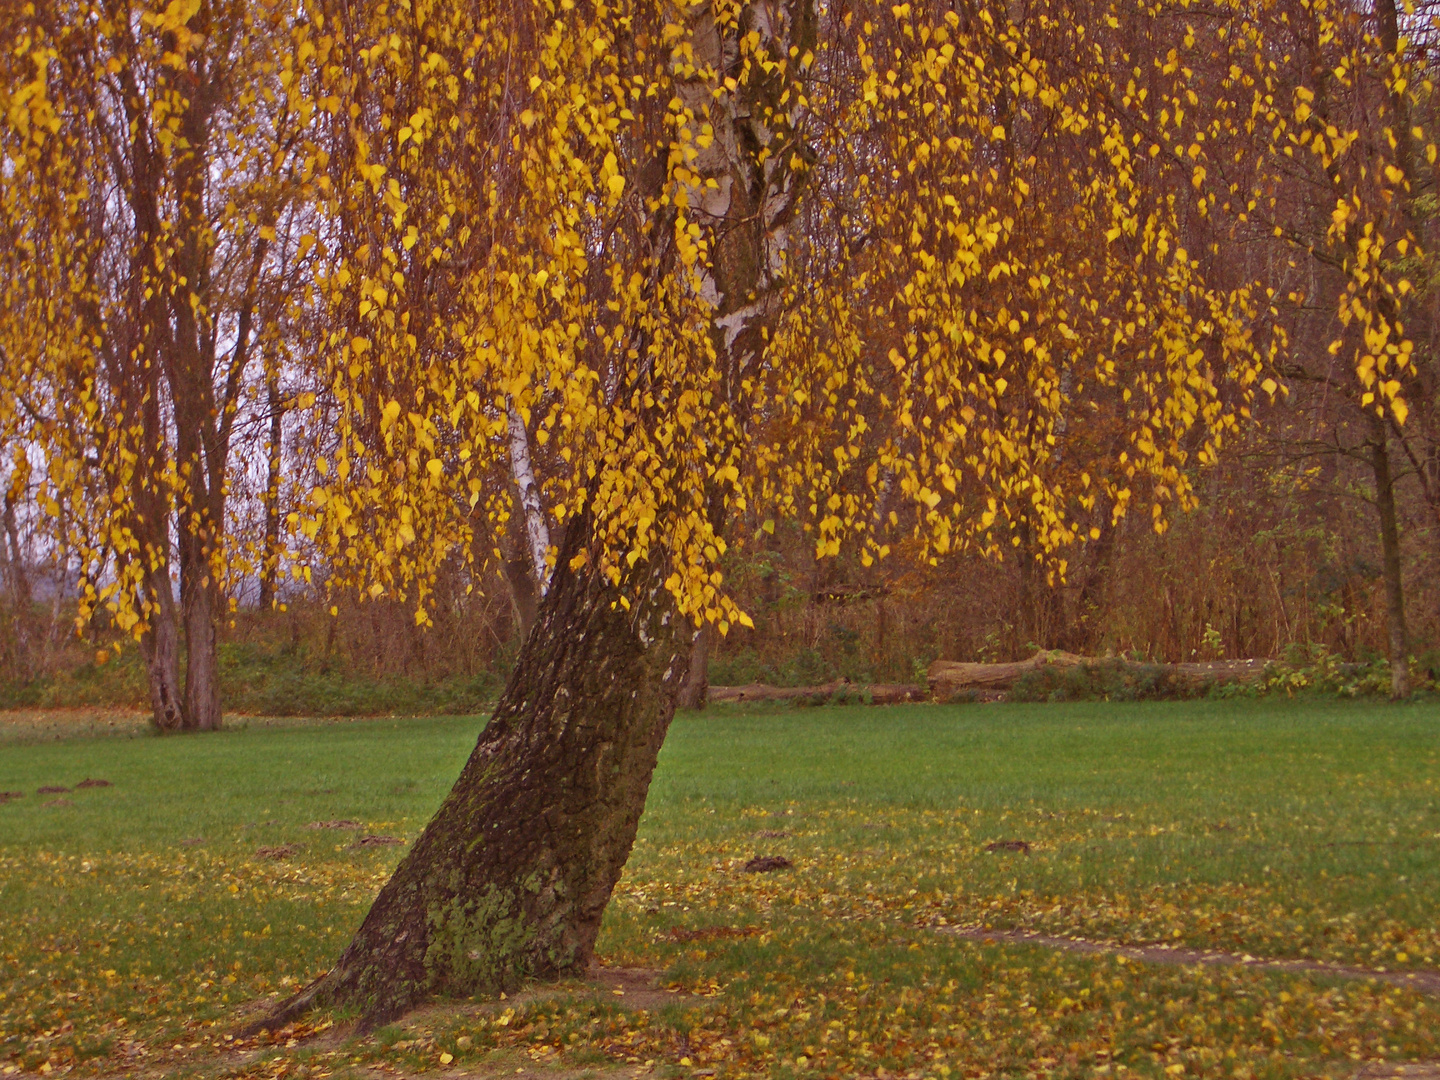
[4,0,1425,633]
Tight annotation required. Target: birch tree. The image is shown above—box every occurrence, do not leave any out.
[0,0,321,728]
[253,0,1273,1027]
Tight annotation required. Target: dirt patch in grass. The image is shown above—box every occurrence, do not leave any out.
[666,926,763,944]
[741,855,791,873]
[254,844,302,860]
[584,966,693,1012]
[350,834,405,848]
[982,839,1031,853]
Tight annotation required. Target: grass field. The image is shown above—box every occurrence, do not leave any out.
[0,698,1437,1079]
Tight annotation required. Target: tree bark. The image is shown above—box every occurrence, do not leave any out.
[139,571,185,733]
[253,517,688,1031]
[1369,416,1410,699]
[182,572,223,731]
[676,623,710,709]
[508,403,551,595]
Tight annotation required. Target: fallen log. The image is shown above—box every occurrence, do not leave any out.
[927,651,1084,698]
[708,655,1271,708]
[928,652,1270,701]
[1168,658,1270,683]
[708,681,927,705]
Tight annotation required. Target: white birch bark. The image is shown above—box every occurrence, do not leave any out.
[507,403,551,596]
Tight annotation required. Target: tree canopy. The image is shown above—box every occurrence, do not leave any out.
[5,0,1431,681]
[281,0,1311,647]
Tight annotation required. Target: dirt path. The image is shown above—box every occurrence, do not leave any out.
[944,926,1440,996]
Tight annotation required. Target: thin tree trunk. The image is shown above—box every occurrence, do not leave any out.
[676,623,710,709]
[1370,416,1410,698]
[253,516,688,1031]
[183,574,223,731]
[508,404,550,594]
[176,462,224,730]
[501,552,539,643]
[1015,519,1042,652]
[1064,512,1117,653]
[140,571,185,733]
[1,492,33,668]
[259,358,284,609]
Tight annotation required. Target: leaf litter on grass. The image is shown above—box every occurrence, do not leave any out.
[5,848,1437,1078]
[3,703,1439,1080]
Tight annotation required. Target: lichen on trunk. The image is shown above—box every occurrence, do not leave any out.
[252,517,689,1030]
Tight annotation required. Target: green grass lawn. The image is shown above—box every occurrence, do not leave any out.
[0,698,1437,1079]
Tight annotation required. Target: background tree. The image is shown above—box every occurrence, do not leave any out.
[0,0,321,729]
[1120,0,1437,695]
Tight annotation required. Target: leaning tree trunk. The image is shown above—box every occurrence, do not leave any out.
[254,521,689,1031]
